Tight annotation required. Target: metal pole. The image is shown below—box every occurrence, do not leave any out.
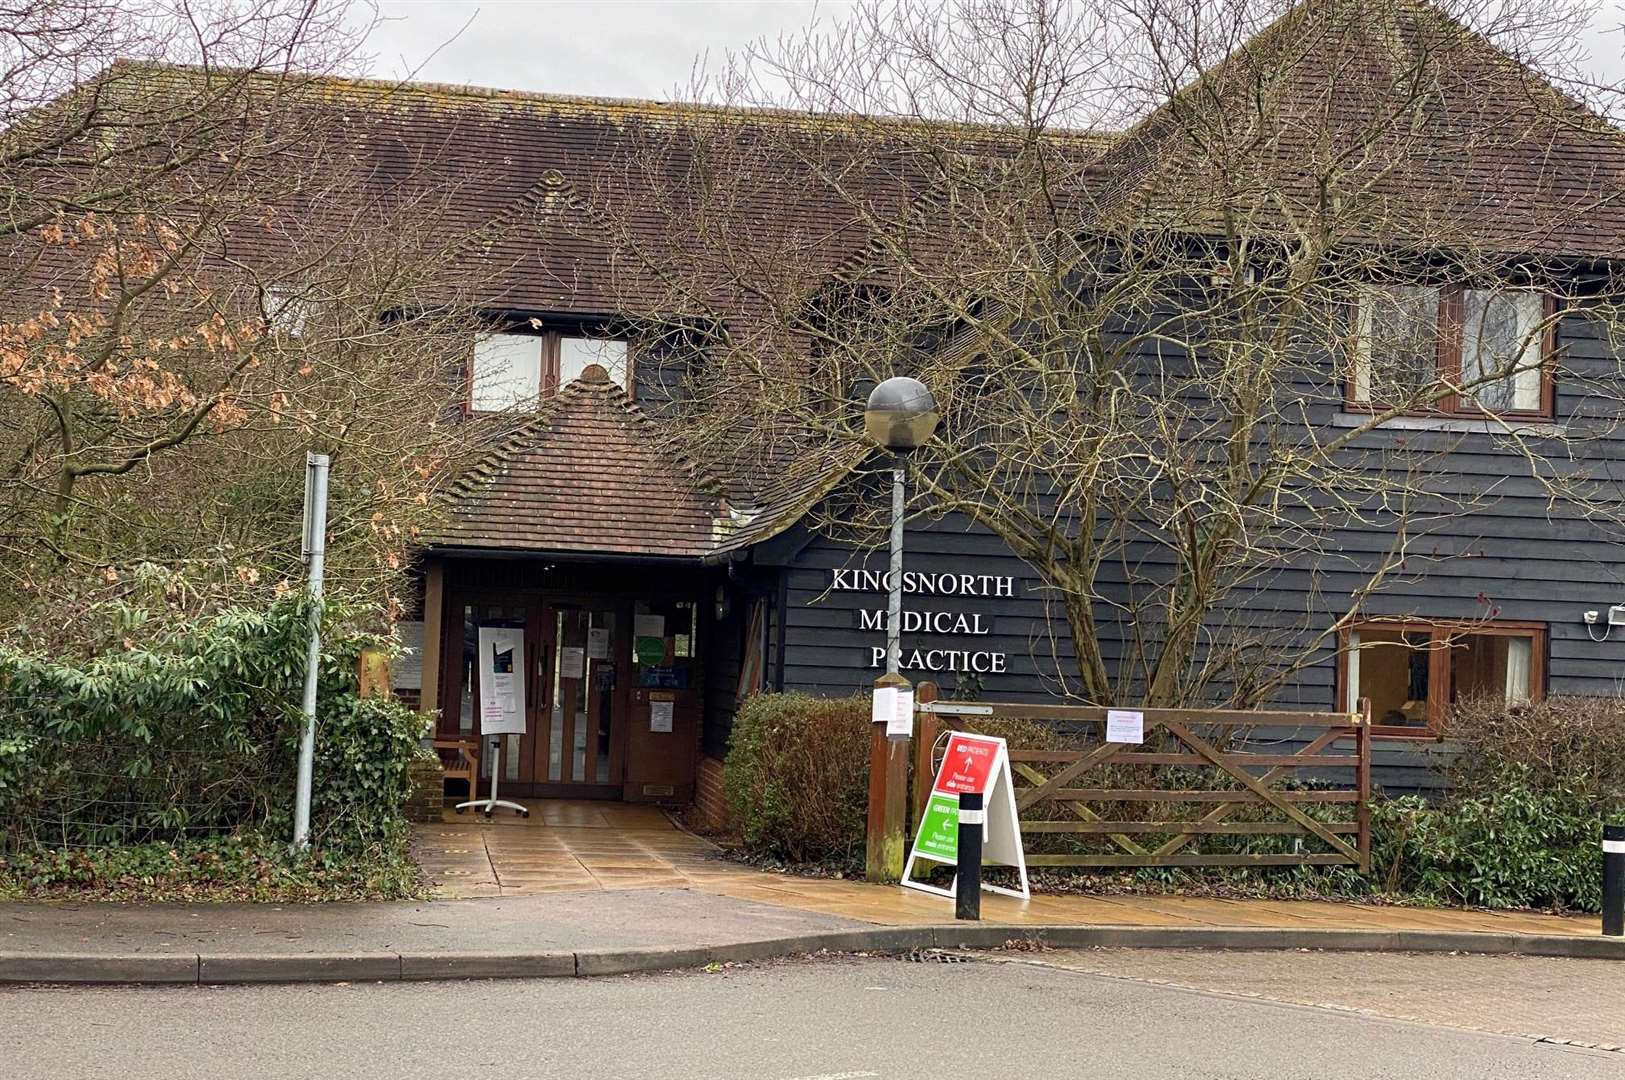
[1605,822,1624,938]
[956,791,984,921]
[887,454,905,677]
[292,452,330,851]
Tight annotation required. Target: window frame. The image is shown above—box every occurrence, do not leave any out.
[1345,285,1557,420]
[466,326,634,414]
[1335,617,1547,740]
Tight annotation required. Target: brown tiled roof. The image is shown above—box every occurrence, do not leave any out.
[1087,0,1625,259]
[424,365,723,557]
[710,441,871,556]
[312,78,1071,317]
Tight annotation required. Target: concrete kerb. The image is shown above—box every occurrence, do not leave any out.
[2,925,1621,985]
[198,952,404,984]
[0,953,200,985]
[399,951,577,981]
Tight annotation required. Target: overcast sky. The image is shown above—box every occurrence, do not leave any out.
[358,0,1624,103]
[359,1,842,100]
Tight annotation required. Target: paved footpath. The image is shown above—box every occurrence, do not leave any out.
[418,799,1604,938]
[1,801,1617,983]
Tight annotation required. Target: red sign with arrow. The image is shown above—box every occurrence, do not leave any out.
[934,732,998,795]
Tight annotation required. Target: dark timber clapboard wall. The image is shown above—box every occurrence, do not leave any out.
[775,510,1076,702]
[765,312,1625,792]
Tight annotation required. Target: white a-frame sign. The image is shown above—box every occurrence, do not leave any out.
[902,730,1030,901]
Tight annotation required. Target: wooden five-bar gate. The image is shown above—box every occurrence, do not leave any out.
[911,686,1372,871]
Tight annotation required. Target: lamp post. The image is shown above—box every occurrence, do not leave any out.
[862,376,939,884]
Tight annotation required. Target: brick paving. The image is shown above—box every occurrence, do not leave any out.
[412,801,729,896]
[1001,948,1625,1050]
[414,800,1604,939]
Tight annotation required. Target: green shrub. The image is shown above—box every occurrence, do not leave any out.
[274,692,431,853]
[724,693,870,866]
[0,594,428,865]
[1447,695,1625,803]
[1356,769,1604,910]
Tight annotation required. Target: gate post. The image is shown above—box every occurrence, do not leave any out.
[866,672,911,884]
[913,682,941,827]
[1356,697,1372,873]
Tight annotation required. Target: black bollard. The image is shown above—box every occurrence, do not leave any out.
[1605,823,1624,938]
[956,791,984,921]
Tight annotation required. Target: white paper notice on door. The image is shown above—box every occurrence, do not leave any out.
[634,613,665,639]
[586,627,610,660]
[650,700,675,733]
[1106,709,1145,744]
[560,646,586,680]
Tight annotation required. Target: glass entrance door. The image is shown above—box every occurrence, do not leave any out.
[446,601,534,789]
[442,597,624,795]
[537,604,623,794]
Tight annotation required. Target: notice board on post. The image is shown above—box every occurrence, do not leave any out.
[902,731,1030,901]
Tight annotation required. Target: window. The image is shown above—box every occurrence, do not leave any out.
[1339,619,1544,737]
[1461,289,1544,412]
[469,329,630,411]
[559,336,628,387]
[632,599,698,689]
[265,285,311,339]
[471,333,543,411]
[1350,284,1552,417]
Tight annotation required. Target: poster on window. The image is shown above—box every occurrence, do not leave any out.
[477,626,527,735]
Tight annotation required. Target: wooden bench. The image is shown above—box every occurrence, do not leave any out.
[431,738,480,805]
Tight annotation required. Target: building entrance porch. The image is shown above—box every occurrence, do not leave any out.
[420,557,721,804]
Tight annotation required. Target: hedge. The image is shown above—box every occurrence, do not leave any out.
[0,595,428,861]
[724,692,870,867]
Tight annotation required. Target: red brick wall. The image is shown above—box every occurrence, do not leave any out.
[691,755,732,833]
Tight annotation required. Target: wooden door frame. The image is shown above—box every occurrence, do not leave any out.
[437,586,636,797]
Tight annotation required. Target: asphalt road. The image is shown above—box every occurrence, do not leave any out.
[3,955,1622,1080]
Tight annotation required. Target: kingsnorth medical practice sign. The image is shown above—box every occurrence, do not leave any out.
[824,567,1017,675]
[903,731,1030,901]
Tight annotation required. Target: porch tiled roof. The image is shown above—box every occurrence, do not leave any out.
[425,366,723,558]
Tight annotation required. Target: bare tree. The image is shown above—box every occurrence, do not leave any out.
[594,0,1625,707]
[0,1,499,634]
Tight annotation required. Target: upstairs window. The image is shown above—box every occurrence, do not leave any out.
[471,333,543,411]
[559,336,628,386]
[1350,284,1553,417]
[264,285,312,339]
[1339,619,1544,738]
[469,330,630,412]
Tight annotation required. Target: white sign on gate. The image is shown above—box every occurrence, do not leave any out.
[1106,708,1145,744]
